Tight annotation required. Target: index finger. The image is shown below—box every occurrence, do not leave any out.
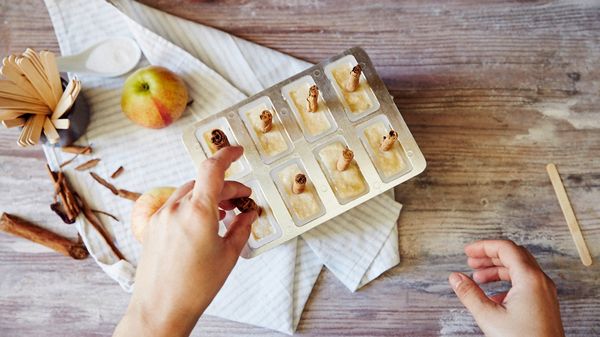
[193,146,244,203]
[464,240,534,273]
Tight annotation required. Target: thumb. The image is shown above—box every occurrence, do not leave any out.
[224,211,257,256]
[449,272,498,321]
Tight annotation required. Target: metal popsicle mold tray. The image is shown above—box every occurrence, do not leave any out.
[182,47,426,258]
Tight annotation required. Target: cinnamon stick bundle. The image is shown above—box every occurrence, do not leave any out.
[0,213,88,260]
[46,164,79,223]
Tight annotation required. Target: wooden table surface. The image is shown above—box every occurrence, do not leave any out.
[1,1,599,336]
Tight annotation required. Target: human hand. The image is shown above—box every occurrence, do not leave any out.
[114,146,257,337]
[449,240,564,337]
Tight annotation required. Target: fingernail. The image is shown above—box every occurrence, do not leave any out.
[449,272,464,290]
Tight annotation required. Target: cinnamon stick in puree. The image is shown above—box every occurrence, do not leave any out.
[210,129,230,150]
[380,130,398,151]
[337,147,354,171]
[0,213,88,260]
[232,197,262,216]
[293,173,306,194]
[307,85,319,112]
[260,110,273,133]
[345,64,362,92]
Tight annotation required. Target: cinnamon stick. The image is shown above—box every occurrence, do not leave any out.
[337,147,354,171]
[345,64,362,92]
[380,130,398,151]
[110,166,124,179]
[90,172,118,195]
[74,193,125,261]
[232,197,262,216]
[307,85,319,112]
[59,145,92,168]
[75,158,100,171]
[0,213,88,260]
[118,189,141,201]
[46,164,79,223]
[91,209,119,222]
[61,145,92,155]
[259,110,273,133]
[210,129,230,150]
[292,173,306,194]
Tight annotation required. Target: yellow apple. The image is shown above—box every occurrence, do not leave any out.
[131,187,176,243]
[121,66,188,128]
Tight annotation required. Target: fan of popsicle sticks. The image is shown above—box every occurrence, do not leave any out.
[0,48,81,146]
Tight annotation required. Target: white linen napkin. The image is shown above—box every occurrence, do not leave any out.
[42,0,402,334]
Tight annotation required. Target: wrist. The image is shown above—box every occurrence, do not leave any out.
[115,295,202,337]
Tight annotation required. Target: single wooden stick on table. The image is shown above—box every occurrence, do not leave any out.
[0,212,88,260]
[546,163,593,266]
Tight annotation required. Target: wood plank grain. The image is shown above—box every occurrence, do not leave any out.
[1,0,599,336]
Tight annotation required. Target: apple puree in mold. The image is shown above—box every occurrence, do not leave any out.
[277,164,322,221]
[202,130,243,177]
[244,104,288,157]
[332,63,372,113]
[363,122,406,178]
[246,193,274,241]
[289,83,331,136]
[318,142,367,201]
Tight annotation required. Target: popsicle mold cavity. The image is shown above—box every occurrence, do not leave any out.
[325,55,380,121]
[315,139,368,204]
[358,115,412,181]
[195,117,250,179]
[272,160,325,226]
[239,96,292,163]
[282,76,336,142]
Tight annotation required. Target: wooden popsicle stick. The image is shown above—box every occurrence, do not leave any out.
[546,163,593,267]
[0,58,43,100]
[40,51,63,102]
[28,114,45,145]
[0,91,45,104]
[0,108,50,116]
[23,50,49,84]
[52,119,70,129]
[42,116,60,144]
[18,117,33,147]
[2,118,25,128]
[0,97,51,111]
[15,57,56,108]
[0,80,46,104]
[51,78,80,121]
[0,110,25,121]
[51,79,75,120]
